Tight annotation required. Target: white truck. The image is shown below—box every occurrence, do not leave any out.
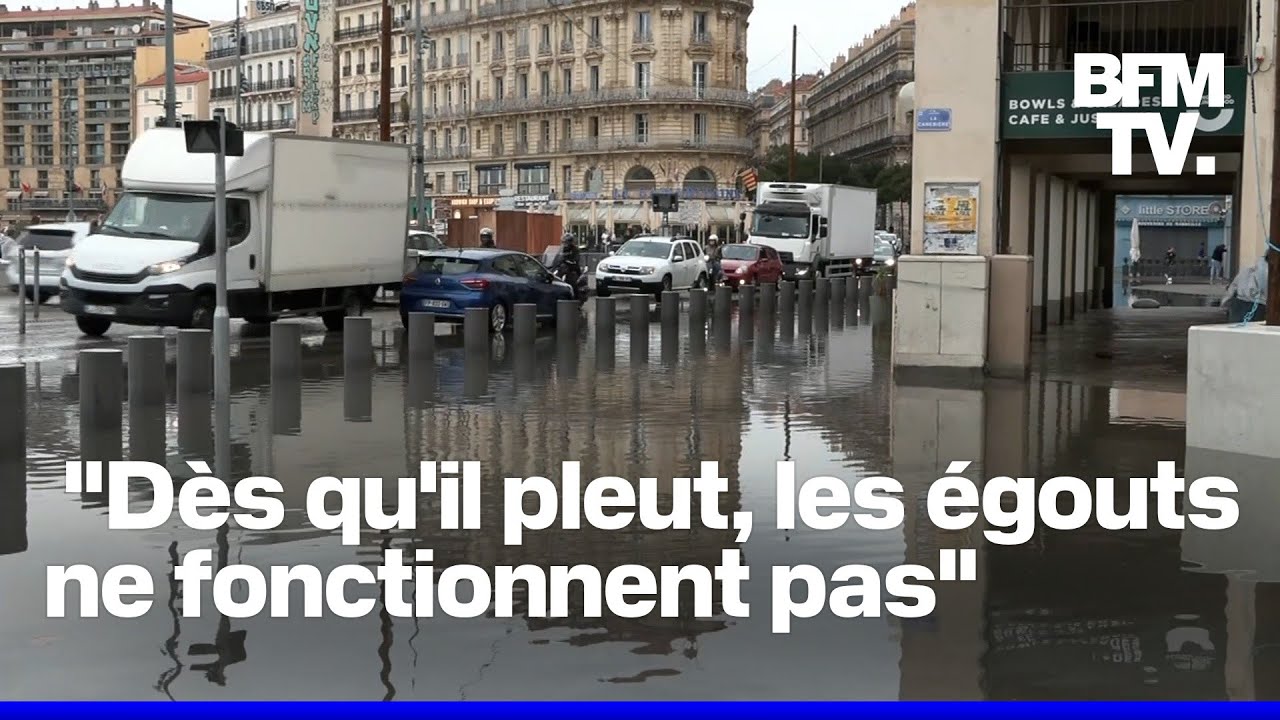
[747,182,877,279]
[61,128,410,337]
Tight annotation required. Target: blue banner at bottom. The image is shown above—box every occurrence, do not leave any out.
[3,703,1280,716]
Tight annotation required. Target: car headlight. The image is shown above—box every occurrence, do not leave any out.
[795,268,809,276]
[855,258,864,266]
[885,258,896,267]
[148,259,186,275]
[65,257,75,269]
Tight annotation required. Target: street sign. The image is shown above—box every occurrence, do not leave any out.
[183,120,245,156]
[916,108,952,132]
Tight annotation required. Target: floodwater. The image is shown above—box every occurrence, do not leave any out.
[1,297,1277,700]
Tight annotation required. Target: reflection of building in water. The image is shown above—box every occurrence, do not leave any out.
[412,355,747,652]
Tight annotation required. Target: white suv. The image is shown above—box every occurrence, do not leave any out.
[595,236,709,299]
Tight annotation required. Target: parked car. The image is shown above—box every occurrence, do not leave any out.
[388,229,448,294]
[5,221,93,302]
[399,248,575,333]
[595,236,709,299]
[719,242,785,288]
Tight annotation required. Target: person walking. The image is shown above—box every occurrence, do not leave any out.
[1210,243,1226,284]
[1164,246,1177,285]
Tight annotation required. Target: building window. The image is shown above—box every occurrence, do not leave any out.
[634,113,649,142]
[540,70,550,97]
[478,166,505,194]
[539,120,551,150]
[634,62,651,96]
[436,172,445,194]
[589,65,600,93]
[635,11,652,42]
[561,118,571,149]
[453,171,469,193]
[517,72,528,98]
[444,129,453,149]
[693,11,708,39]
[517,121,529,148]
[400,65,407,86]
[562,68,572,95]
[589,16,601,43]
[517,165,550,195]
[588,115,600,138]
[692,62,707,97]
[429,129,437,150]
[693,112,707,142]
[562,164,572,195]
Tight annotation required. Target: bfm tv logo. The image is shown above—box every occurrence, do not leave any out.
[1074,53,1231,177]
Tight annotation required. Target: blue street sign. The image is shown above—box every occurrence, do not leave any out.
[916,108,952,132]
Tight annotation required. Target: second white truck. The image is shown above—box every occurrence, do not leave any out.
[61,128,410,337]
[747,182,877,280]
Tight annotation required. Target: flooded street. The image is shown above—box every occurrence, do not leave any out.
[1,295,1276,700]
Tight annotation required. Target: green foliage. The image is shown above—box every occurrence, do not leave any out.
[753,147,911,204]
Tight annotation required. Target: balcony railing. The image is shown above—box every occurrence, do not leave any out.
[211,86,238,100]
[455,52,470,67]
[560,38,574,53]
[1001,0,1244,72]
[633,29,653,44]
[335,25,380,43]
[205,46,238,60]
[5,110,53,121]
[491,47,505,61]
[537,41,552,56]
[441,55,453,69]
[246,76,297,93]
[243,37,298,57]
[242,118,297,132]
[355,64,366,75]
[84,85,128,97]
[335,107,379,123]
[690,30,713,47]
[421,8,472,29]
[562,134,754,154]
[469,84,751,115]
[515,44,530,59]
[425,145,470,160]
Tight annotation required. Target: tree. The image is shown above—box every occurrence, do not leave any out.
[753,149,911,205]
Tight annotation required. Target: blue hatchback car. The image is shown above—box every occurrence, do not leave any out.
[399,248,575,333]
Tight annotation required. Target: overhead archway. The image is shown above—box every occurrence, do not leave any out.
[623,165,656,193]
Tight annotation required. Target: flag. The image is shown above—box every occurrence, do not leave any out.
[738,168,758,193]
[20,182,30,195]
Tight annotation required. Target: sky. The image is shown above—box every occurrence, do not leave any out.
[20,0,912,89]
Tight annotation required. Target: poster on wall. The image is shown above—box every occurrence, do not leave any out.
[922,182,980,255]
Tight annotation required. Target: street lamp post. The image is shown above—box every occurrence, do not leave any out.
[818,151,834,183]
[413,0,427,229]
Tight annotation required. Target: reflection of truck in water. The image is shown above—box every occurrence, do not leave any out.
[61,129,411,337]
[747,182,877,280]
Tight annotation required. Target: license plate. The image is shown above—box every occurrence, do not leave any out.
[83,304,116,316]
[421,299,450,309]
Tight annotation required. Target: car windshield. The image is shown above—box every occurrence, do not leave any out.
[875,239,896,256]
[416,255,480,274]
[720,244,759,261]
[616,240,672,259]
[408,233,443,251]
[17,228,76,251]
[751,212,810,239]
[99,191,212,243]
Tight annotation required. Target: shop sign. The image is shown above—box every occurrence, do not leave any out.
[1001,67,1245,139]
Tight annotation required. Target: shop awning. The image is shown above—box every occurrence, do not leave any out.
[706,204,742,224]
[608,204,646,224]
[4,191,19,200]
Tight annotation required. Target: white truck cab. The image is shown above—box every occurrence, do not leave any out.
[61,128,410,337]
[747,182,877,280]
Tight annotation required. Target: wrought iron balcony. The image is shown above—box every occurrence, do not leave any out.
[469,84,752,115]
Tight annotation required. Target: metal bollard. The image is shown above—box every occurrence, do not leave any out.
[844,276,858,313]
[714,284,732,328]
[343,315,374,371]
[815,276,829,308]
[779,280,795,316]
[0,364,25,469]
[408,312,435,363]
[514,303,537,346]
[688,288,707,330]
[739,285,756,330]
[629,294,649,361]
[798,278,814,313]
[858,275,873,300]
[127,335,166,409]
[344,363,373,422]
[79,348,123,435]
[270,321,302,380]
[760,282,777,316]
[660,291,680,331]
[831,274,844,305]
[31,248,39,320]
[556,299,578,342]
[463,307,489,354]
[16,249,25,336]
[595,296,616,337]
[176,328,211,395]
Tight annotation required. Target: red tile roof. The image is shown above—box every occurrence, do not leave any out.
[0,2,205,27]
[138,64,208,87]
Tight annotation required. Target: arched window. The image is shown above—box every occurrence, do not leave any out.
[623,165,655,193]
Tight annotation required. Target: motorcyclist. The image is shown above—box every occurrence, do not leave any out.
[705,233,722,284]
[556,231,584,298]
[479,227,496,248]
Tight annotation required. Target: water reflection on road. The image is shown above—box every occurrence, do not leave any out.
[0,305,1276,700]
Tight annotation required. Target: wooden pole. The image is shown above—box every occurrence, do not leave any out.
[788,25,797,182]
[379,0,393,141]
[1269,48,1280,324]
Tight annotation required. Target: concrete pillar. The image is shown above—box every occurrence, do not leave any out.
[739,285,755,327]
[464,307,489,354]
[127,335,166,409]
[270,321,302,380]
[857,275,872,300]
[760,282,776,316]
[556,300,578,343]
[798,279,814,314]
[408,312,435,364]
[660,290,680,329]
[343,316,373,371]
[1008,161,1032,256]
[1032,172,1048,332]
[79,349,123,463]
[1046,176,1065,325]
[344,361,372,422]
[815,276,829,308]
[176,328,211,395]
[843,276,857,313]
[830,274,844,305]
[688,289,707,335]
[514,303,537,346]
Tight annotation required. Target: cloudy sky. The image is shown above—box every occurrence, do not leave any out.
[21,0,912,89]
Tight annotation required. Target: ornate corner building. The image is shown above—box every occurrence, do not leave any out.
[334,0,755,236]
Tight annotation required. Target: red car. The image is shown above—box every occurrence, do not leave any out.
[719,243,784,287]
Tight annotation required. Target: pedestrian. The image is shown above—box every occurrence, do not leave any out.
[1164,246,1177,285]
[1129,243,1141,280]
[1210,243,1226,284]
